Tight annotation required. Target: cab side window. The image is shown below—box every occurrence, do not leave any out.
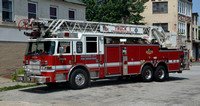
[86,37,97,53]
[57,42,70,53]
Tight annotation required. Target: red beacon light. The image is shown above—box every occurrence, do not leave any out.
[65,33,70,37]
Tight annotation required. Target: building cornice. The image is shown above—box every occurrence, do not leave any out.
[63,0,86,6]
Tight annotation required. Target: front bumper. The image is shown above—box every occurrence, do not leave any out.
[16,75,51,84]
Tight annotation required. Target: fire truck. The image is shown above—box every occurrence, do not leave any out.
[16,19,189,89]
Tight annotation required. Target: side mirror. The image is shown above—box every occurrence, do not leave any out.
[59,47,64,54]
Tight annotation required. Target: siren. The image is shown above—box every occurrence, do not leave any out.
[24,31,40,38]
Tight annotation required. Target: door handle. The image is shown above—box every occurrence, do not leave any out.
[59,58,66,61]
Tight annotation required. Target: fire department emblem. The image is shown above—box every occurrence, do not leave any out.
[146,49,153,55]
[103,25,109,32]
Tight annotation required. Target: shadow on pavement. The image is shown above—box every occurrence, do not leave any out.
[166,76,189,82]
[20,83,70,94]
[20,76,189,94]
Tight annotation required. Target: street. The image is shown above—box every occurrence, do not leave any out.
[0,66,200,106]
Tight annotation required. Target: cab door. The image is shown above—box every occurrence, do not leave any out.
[55,41,73,81]
[84,36,100,71]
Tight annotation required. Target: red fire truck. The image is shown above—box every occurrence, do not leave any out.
[16,19,189,89]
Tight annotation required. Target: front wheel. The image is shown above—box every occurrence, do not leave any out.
[141,65,153,82]
[154,66,167,82]
[69,68,89,89]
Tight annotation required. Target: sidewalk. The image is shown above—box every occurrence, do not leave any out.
[0,77,32,88]
[191,62,200,66]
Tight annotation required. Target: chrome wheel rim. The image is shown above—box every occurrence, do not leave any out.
[145,69,152,80]
[75,73,85,86]
[158,69,165,79]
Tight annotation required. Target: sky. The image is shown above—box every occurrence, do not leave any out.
[193,0,200,25]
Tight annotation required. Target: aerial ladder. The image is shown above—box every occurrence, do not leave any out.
[18,18,174,48]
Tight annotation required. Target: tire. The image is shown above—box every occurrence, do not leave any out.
[69,68,89,89]
[141,65,153,82]
[154,66,167,82]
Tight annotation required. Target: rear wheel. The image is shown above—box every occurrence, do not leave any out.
[154,66,167,82]
[69,68,89,89]
[141,65,153,82]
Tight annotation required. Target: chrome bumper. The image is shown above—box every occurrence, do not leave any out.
[16,75,51,84]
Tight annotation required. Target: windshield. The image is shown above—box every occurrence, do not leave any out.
[25,41,55,55]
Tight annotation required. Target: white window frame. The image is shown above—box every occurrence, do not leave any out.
[28,2,37,19]
[68,9,76,20]
[178,21,186,36]
[50,6,58,19]
[183,2,185,15]
[152,2,168,14]
[186,4,191,17]
[55,41,72,55]
[178,1,186,15]
[2,0,13,21]
[178,1,180,14]
[85,36,98,54]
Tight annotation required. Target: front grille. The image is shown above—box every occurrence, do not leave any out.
[29,60,41,75]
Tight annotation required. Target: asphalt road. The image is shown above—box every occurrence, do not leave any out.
[0,66,200,106]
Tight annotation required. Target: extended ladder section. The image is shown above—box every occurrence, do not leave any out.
[20,19,173,48]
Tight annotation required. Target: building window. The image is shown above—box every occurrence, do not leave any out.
[69,10,75,20]
[86,37,97,53]
[196,29,198,40]
[192,16,194,24]
[187,4,191,17]
[50,6,57,19]
[153,23,168,32]
[28,2,37,19]
[178,1,185,15]
[153,2,168,13]
[2,0,13,21]
[178,21,186,35]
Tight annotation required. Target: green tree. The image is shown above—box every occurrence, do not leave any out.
[127,1,146,24]
[80,0,102,21]
[80,0,146,25]
[101,0,130,23]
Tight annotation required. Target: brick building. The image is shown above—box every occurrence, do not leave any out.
[0,0,86,42]
[192,13,199,61]
[141,0,194,57]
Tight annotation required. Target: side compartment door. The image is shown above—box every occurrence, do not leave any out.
[105,45,121,75]
[127,46,141,74]
[121,46,141,75]
[121,46,128,75]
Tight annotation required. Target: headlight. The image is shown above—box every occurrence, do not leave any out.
[23,65,28,69]
[41,66,46,70]
[41,66,52,70]
[46,66,52,70]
